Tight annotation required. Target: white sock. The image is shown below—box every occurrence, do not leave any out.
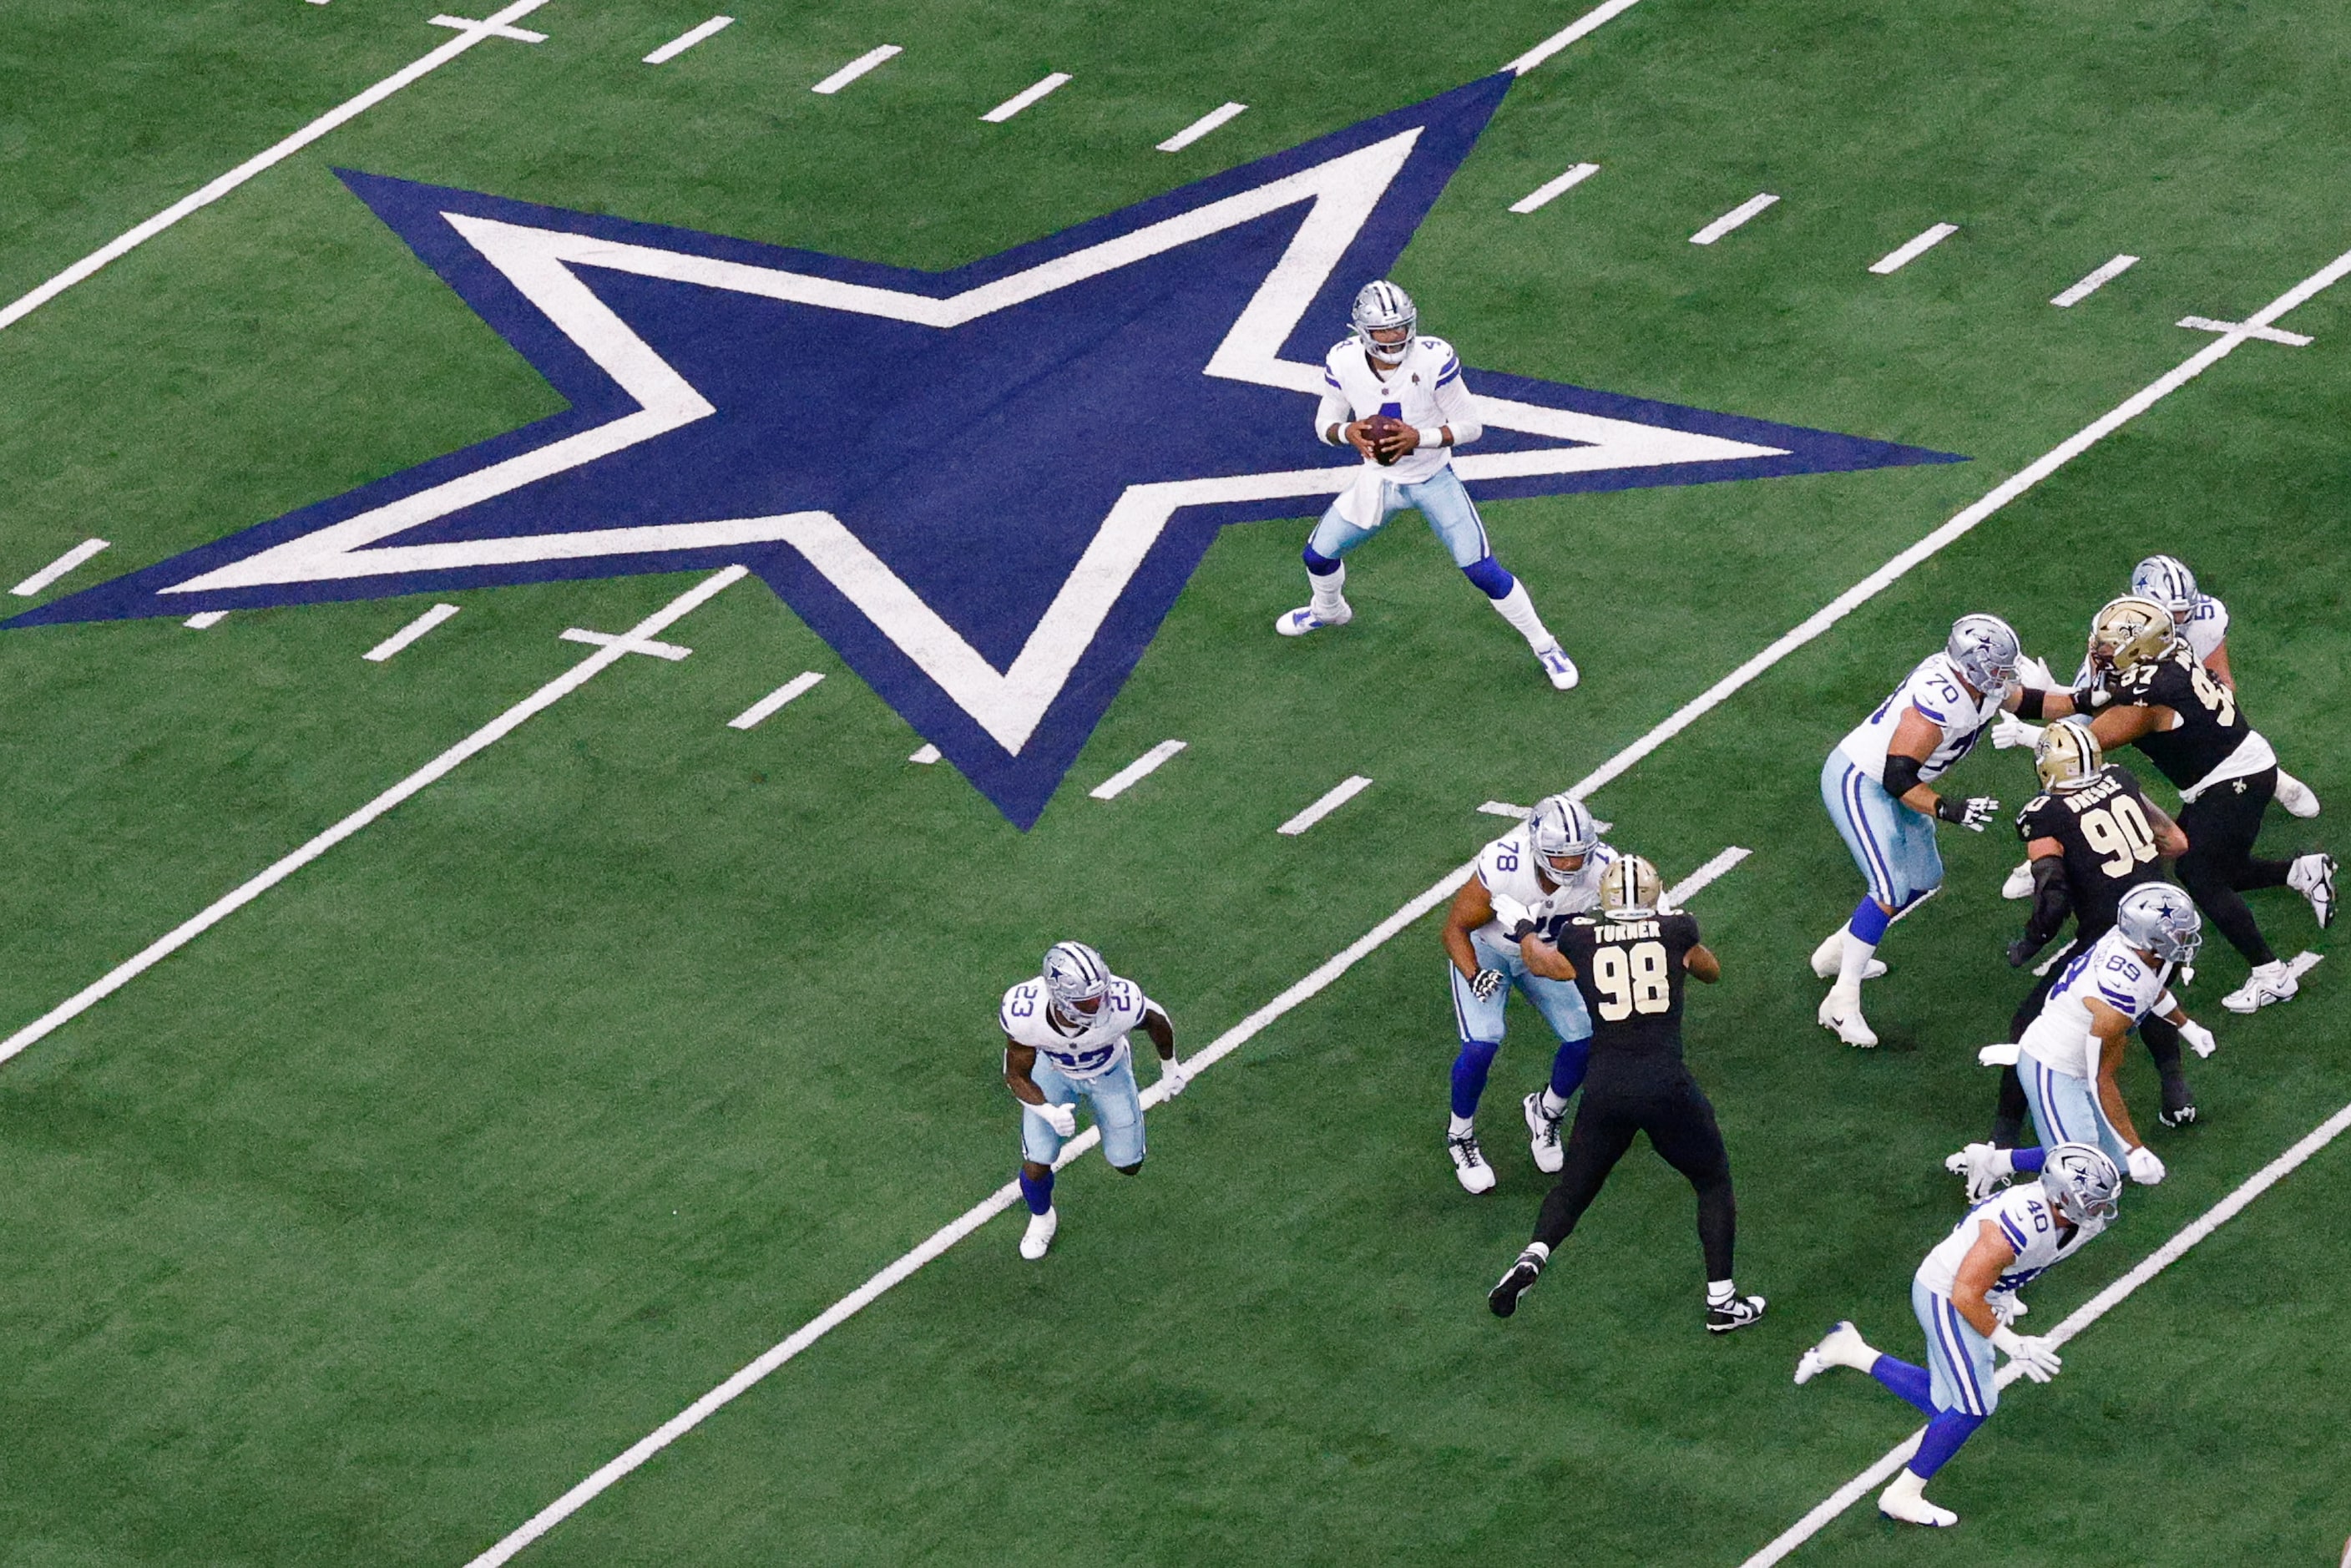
[1707,1279,1736,1306]
[1489,581,1555,650]
[1882,1469,1928,1505]
[1524,1241,1550,1262]
[1834,929,1879,995]
[1540,1087,1570,1119]
[1310,561,1347,613]
[1811,928,1845,974]
[1448,1112,1474,1138]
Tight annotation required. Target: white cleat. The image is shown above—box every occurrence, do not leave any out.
[1447,1130,1497,1193]
[1944,1142,2010,1203]
[2222,960,2299,1014]
[2289,852,2336,929]
[1019,1207,1059,1261]
[1276,598,1352,636]
[1878,1484,1959,1529]
[2275,770,2322,818]
[1535,641,1580,690]
[2001,859,2035,901]
[1818,991,1878,1048]
[1793,1320,1872,1384]
[1523,1091,1565,1175]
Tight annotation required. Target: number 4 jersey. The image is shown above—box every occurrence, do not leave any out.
[2014,763,2171,938]
[1552,911,1704,1063]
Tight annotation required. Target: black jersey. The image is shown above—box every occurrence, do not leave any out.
[2108,644,2253,789]
[2014,764,2170,936]
[1554,911,1704,1064]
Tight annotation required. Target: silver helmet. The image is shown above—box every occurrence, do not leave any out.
[1349,279,1417,367]
[1041,940,1110,1019]
[1945,613,2022,698]
[2040,1141,2123,1225]
[1527,793,1600,884]
[2115,883,2202,965]
[2130,554,2198,625]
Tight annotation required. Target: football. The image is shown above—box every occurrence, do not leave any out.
[1358,414,1408,465]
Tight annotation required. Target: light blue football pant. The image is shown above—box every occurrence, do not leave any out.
[1021,1053,1145,1169]
[1821,751,1944,911]
[1307,465,1492,569]
[1448,931,1594,1044]
[1912,1277,2000,1417]
[2020,1046,2133,1165]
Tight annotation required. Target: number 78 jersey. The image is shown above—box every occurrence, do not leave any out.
[1552,911,1705,1062]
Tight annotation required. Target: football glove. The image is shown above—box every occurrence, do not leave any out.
[1488,893,1531,936]
[1470,968,1506,1002]
[1985,1288,2028,1327]
[2126,1145,2166,1185]
[1029,1100,1078,1139]
[2180,1019,2217,1058]
[1945,796,2001,832]
[1990,711,2044,751]
[1991,1326,2061,1382]
[1157,1055,1191,1098]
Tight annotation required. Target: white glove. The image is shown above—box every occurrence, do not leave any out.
[2017,654,2058,690]
[1471,967,1506,1002]
[1977,1041,2022,1067]
[1991,711,2045,751]
[1488,893,1531,935]
[1991,1325,2062,1383]
[2180,1019,2217,1059]
[1944,1141,2010,1203]
[1954,796,2001,832]
[2126,1145,2166,1185]
[1029,1100,1077,1139]
[1157,1055,1191,1098]
[1985,1288,2028,1327]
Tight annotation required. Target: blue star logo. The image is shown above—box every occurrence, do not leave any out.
[13,73,1959,827]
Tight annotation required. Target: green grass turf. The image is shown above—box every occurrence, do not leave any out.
[0,0,2345,1561]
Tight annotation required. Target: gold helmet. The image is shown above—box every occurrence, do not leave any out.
[2086,594,2176,675]
[2035,718,2103,792]
[1598,854,1663,918]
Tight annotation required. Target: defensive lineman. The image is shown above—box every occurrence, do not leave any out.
[1277,280,1580,691]
[1815,615,2076,1046]
[1486,856,1767,1332]
[1000,942,1190,1261]
[1794,1143,2123,1527]
[1438,795,1613,1191]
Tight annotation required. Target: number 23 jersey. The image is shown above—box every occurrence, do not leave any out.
[1552,911,1703,1062]
[999,977,1153,1081]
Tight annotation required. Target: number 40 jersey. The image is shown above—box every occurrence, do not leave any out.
[2014,762,2171,939]
[1552,910,1704,1065]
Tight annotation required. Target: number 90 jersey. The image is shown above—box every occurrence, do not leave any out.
[1552,911,1704,1061]
[1915,1183,2106,1298]
[2014,763,2169,936]
[1838,651,2006,786]
[999,976,1155,1082]
[1472,827,1617,944]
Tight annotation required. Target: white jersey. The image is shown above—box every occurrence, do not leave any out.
[999,974,1155,1082]
[2020,924,2175,1079]
[2182,592,2229,664]
[1472,826,1618,943]
[1916,1182,2105,1297]
[1315,335,1481,486]
[1837,651,2006,786]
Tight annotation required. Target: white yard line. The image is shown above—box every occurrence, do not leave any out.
[643,15,733,65]
[460,209,2351,1568]
[981,72,1071,123]
[0,0,551,336]
[2179,313,2312,346]
[727,672,824,731]
[811,44,901,94]
[1090,739,1187,800]
[1868,222,1959,275]
[10,538,109,597]
[1277,775,1373,836]
[1478,800,1533,819]
[184,611,230,630]
[909,744,941,764]
[2051,254,2139,307]
[1158,103,1247,153]
[558,627,691,660]
[1510,163,1600,215]
[1691,193,1778,246]
[362,603,460,662]
[0,568,746,1069]
[1663,846,1751,908]
[1504,0,1646,74]
[1739,1091,2351,1567]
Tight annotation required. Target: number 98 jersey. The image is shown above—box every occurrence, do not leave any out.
[2014,763,2170,937]
[1552,910,1704,1062]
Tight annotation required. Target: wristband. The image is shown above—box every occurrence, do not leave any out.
[1934,796,1962,824]
[2015,687,2046,720]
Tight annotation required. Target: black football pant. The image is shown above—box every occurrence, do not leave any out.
[1532,1065,1736,1281]
[1992,926,2187,1144]
[2177,766,2292,967]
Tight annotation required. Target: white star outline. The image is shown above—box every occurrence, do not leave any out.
[170,129,1784,753]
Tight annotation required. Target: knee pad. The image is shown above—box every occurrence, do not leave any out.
[1460,554,1514,599]
[1303,545,1341,576]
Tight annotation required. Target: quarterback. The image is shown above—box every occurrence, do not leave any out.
[999,942,1189,1261]
[1277,279,1580,691]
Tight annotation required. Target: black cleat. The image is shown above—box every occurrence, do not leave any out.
[1706,1293,1768,1334]
[2159,1077,2197,1128]
[1489,1248,1546,1318]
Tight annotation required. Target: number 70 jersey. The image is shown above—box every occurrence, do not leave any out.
[1552,911,1705,1061]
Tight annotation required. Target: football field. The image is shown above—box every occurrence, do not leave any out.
[3,0,2348,1561]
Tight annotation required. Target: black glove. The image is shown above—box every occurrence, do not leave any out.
[2007,936,2043,969]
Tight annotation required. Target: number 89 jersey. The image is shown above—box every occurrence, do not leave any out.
[1552,910,1705,1062]
[2014,762,2170,937]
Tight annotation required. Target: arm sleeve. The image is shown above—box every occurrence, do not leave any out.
[2022,857,2072,948]
[1881,751,1927,798]
[1315,387,1352,445]
[1432,371,1482,448]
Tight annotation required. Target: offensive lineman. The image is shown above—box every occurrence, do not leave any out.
[2076,595,2333,1012]
[1000,942,1190,1261]
[1438,795,1614,1191]
[1793,1143,2124,1527]
[1815,615,2078,1046]
[1277,280,1580,691]
[1486,857,1767,1333]
[1990,720,2200,1136]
